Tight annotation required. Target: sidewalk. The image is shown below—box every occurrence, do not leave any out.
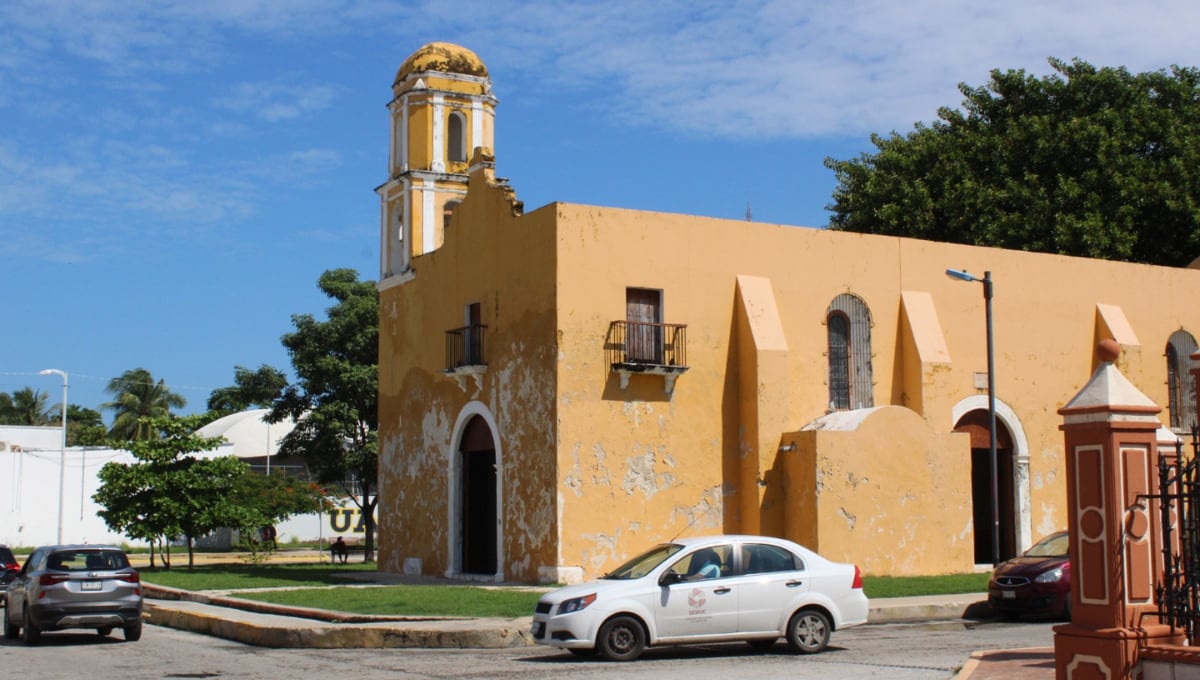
[135,549,1055,677]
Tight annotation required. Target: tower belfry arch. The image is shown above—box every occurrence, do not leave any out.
[377,42,497,283]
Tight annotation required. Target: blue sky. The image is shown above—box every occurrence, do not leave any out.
[2,0,1198,420]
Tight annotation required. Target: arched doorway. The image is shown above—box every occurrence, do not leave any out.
[458,415,497,575]
[954,410,1017,564]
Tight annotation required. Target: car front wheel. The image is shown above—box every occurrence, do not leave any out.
[786,609,830,654]
[596,615,646,661]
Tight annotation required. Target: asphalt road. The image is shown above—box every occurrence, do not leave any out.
[0,619,1057,679]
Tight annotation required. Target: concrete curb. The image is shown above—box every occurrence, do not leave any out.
[143,599,534,649]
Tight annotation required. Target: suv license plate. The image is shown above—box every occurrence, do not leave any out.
[81,580,102,591]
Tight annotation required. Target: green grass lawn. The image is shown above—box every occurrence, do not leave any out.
[863,572,990,598]
[140,563,990,618]
[141,562,379,590]
[235,585,543,618]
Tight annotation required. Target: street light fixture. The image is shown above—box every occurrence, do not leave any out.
[39,368,68,544]
[945,269,1000,567]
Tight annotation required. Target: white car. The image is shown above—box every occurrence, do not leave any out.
[531,535,869,661]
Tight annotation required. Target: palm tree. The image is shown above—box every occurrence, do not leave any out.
[6,387,54,425]
[101,368,187,440]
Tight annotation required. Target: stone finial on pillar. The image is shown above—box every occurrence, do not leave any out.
[1053,340,1182,679]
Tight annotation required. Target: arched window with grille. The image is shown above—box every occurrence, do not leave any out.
[826,293,874,411]
[1167,330,1198,431]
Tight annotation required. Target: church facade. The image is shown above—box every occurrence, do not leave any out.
[376,42,1200,583]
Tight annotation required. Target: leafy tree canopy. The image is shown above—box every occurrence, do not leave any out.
[102,368,187,440]
[269,268,379,560]
[206,364,289,416]
[825,58,1200,266]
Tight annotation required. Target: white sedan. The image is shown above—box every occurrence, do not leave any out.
[531,535,869,661]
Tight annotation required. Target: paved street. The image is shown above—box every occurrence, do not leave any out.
[0,618,1057,679]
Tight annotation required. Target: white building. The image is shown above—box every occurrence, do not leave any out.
[1,411,366,548]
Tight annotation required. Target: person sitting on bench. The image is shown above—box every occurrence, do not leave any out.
[331,536,349,564]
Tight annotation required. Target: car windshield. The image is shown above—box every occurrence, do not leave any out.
[1025,532,1069,558]
[602,543,684,580]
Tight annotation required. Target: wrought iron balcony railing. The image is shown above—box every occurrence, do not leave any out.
[445,324,487,372]
[605,320,689,392]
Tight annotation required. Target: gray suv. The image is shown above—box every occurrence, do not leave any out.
[3,545,143,644]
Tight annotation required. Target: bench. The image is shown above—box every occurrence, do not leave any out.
[326,537,370,563]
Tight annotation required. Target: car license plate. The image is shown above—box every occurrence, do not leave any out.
[1002,589,1016,599]
[81,580,102,591]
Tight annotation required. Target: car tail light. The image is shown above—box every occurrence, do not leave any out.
[851,565,863,590]
[116,571,140,584]
[39,573,70,586]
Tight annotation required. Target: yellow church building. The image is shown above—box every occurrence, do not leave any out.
[376,42,1200,583]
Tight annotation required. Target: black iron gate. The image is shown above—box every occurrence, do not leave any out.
[1156,427,1200,641]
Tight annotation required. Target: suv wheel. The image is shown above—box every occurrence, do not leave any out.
[124,619,142,642]
[3,609,18,640]
[21,606,41,645]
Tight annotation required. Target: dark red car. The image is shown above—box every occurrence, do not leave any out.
[988,531,1071,619]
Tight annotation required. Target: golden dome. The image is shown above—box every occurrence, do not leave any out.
[395,42,488,83]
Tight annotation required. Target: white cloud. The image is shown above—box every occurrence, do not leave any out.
[215,80,338,121]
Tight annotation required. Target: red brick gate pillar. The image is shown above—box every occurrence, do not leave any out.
[1054,340,1182,679]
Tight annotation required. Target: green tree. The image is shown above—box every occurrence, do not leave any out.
[0,387,54,425]
[101,368,187,440]
[269,269,379,561]
[206,364,289,416]
[95,415,327,569]
[65,405,107,446]
[825,58,1200,266]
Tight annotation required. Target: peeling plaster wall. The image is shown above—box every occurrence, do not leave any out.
[377,175,559,582]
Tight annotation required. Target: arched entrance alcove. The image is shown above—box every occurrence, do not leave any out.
[447,401,503,580]
[952,396,1031,565]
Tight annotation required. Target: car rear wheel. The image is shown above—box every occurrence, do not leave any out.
[124,620,142,642]
[596,615,646,661]
[3,610,18,640]
[786,609,830,654]
[97,626,113,637]
[21,606,41,645]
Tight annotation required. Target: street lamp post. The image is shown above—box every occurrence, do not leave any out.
[945,269,1000,566]
[39,368,68,544]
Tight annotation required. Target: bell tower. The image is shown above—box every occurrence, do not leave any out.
[378,42,497,283]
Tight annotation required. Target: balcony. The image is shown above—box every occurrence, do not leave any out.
[445,324,487,378]
[605,320,689,393]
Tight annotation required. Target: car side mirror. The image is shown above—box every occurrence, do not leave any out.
[659,571,683,586]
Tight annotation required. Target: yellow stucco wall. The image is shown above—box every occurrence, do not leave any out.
[784,407,973,575]
[538,202,1200,578]
[377,167,559,581]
